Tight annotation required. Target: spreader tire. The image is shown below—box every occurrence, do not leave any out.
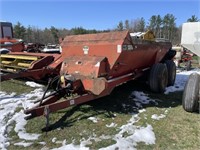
[149,63,168,93]
[182,73,199,112]
[186,60,192,71]
[165,60,176,86]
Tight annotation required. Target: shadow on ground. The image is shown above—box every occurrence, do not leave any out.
[43,78,184,132]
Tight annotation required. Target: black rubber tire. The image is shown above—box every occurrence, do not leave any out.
[182,73,199,112]
[186,61,192,71]
[165,60,176,86]
[149,63,168,93]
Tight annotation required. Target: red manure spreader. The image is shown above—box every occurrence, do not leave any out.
[20,30,176,123]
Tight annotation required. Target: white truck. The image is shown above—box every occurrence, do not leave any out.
[182,22,200,112]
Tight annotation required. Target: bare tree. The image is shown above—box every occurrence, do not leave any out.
[129,18,146,32]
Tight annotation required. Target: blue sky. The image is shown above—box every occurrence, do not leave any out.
[0,0,199,30]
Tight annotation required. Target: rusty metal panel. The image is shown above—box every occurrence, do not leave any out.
[82,78,106,95]
[62,44,120,68]
[60,31,130,68]
[60,56,110,95]
[108,42,171,78]
[60,56,107,78]
[61,30,129,46]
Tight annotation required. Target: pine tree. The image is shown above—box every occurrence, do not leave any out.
[13,22,26,39]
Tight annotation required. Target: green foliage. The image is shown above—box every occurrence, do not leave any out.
[187,15,199,22]
[13,22,26,39]
[71,27,99,35]
[124,20,129,30]
[25,25,33,43]
[50,26,59,43]
[120,14,178,44]
[138,17,145,32]
[117,21,124,31]
[71,27,88,35]
[148,15,162,38]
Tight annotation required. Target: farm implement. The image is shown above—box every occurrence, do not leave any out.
[181,22,200,112]
[0,52,62,81]
[21,30,176,125]
[0,21,63,83]
[0,21,25,54]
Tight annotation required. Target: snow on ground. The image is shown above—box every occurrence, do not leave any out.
[52,94,156,150]
[99,115,155,150]
[49,69,200,150]
[165,69,200,94]
[106,122,117,128]
[52,143,89,150]
[14,141,33,147]
[151,114,166,120]
[0,82,44,150]
[130,91,157,108]
[0,70,200,150]
[25,81,44,88]
[87,117,98,123]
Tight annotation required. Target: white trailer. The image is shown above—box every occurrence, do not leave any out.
[181,22,200,57]
[182,22,200,112]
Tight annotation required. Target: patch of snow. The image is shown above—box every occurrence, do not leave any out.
[165,70,200,94]
[131,125,156,144]
[164,109,169,114]
[38,142,46,145]
[48,106,155,150]
[132,91,155,104]
[62,139,67,146]
[0,88,44,149]
[139,109,146,113]
[151,114,166,120]
[99,135,111,140]
[99,115,155,150]
[80,137,93,146]
[14,141,32,147]
[52,137,57,143]
[25,81,43,88]
[130,91,157,109]
[56,141,64,144]
[22,88,45,109]
[87,117,98,123]
[52,143,89,150]
[13,111,40,140]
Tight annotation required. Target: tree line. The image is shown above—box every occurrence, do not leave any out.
[13,14,198,45]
